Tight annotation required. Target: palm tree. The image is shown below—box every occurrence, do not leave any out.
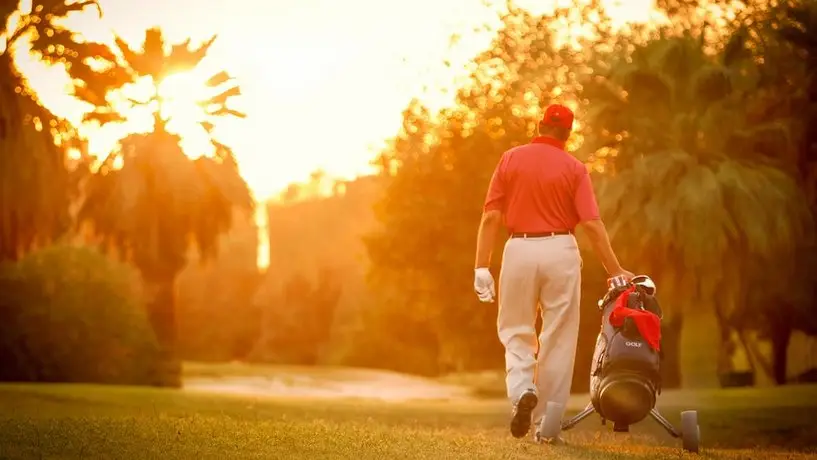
[74,28,253,385]
[0,0,117,261]
[662,1,817,384]
[577,31,812,387]
[761,0,817,382]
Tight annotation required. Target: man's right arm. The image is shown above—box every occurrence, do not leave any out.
[573,167,632,279]
[475,153,508,269]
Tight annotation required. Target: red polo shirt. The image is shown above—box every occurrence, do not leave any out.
[483,136,600,233]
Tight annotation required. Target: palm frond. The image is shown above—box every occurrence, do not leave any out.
[188,156,251,260]
[72,81,108,107]
[46,0,101,17]
[205,70,232,88]
[0,46,79,260]
[194,156,253,212]
[205,107,246,119]
[210,140,239,166]
[81,110,125,126]
[779,4,817,56]
[656,36,701,83]
[141,28,167,78]
[721,25,750,67]
[113,35,148,76]
[199,121,215,134]
[690,64,732,103]
[204,85,241,108]
[167,35,216,74]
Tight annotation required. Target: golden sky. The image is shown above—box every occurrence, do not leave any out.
[9,0,659,270]
[13,0,659,203]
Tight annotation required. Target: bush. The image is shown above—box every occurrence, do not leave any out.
[0,243,164,385]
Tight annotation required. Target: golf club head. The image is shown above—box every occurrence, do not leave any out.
[631,275,656,296]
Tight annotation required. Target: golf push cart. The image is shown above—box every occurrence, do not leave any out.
[535,274,701,453]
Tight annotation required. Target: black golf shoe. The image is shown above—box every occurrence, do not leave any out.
[510,390,538,438]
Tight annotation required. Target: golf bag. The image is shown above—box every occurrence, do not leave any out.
[588,279,664,431]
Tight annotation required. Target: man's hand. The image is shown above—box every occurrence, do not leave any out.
[474,267,496,303]
[610,269,635,282]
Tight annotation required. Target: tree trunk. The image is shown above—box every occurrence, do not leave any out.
[661,316,683,389]
[768,313,792,385]
[145,274,181,388]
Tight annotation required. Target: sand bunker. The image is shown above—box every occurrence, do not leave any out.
[183,362,474,402]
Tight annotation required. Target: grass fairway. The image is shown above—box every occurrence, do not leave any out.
[0,383,816,459]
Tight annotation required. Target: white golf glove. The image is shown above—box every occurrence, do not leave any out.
[474,267,496,303]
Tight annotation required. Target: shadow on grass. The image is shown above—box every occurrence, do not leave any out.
[556,405,817,453]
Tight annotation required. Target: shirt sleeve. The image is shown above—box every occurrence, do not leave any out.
[574,166,601,222]
[483,154,507,213]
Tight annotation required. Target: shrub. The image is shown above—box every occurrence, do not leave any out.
[0,243,164,385]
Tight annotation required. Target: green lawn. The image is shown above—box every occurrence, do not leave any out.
[0,383,816,459]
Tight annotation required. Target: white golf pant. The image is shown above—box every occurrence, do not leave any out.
[497,234,582,426]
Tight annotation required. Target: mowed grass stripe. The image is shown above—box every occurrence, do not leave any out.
[0,383,815,459]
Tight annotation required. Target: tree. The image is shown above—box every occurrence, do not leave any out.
[0,0,118,261]
[75,28,253,385]
[249,268,341,365]
[177,209,262,362]
[577,30,813,386]
[749,0,817,383]
[251,175,382,367]
[652,0,817,384]
[0,243,163,385]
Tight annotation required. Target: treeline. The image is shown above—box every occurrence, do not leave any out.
[4,0,817,392]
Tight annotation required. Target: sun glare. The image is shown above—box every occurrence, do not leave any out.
[157,70,220,160]
[158,71,210,124]
[85,68,234,164]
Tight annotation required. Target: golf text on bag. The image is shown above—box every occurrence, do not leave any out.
[534,275,701,454]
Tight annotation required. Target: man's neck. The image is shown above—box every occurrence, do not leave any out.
[532,136,566,150]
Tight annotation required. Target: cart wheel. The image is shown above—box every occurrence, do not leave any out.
[535,401,564,443]
[680,410,700,453]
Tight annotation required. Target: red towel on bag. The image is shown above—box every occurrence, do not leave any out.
[608,286,662,352]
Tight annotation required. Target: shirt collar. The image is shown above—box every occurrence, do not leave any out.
[531,136,566,150]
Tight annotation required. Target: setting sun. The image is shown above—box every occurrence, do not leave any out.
[158,72,214,159]
[76,67,241,166]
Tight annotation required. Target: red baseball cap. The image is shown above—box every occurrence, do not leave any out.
[541,104,574,130]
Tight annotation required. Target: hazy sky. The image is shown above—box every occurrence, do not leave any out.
[13,0,656,202]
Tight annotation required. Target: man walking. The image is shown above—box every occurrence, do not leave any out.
[472,103,633,440]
